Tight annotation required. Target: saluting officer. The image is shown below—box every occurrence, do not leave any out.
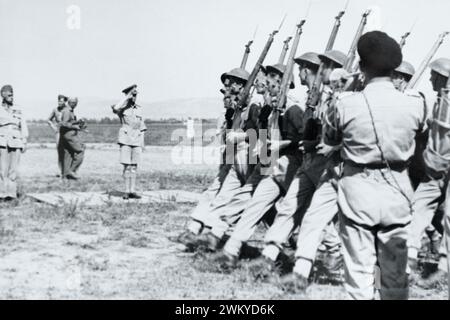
[0,85,28,201]
[112,85,147,200]
[324,31,427,300]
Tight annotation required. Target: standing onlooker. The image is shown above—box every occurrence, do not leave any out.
[0,85,28,201]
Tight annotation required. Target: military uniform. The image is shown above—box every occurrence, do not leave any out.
[181,68,251,238]
[0,86,28,199]
[113,85,147,198]
[258,51,347,264]
[59,105,85,178]
[324,31,427,300]
[49,95,67,176]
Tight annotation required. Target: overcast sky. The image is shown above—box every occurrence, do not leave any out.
[1,0,450,116]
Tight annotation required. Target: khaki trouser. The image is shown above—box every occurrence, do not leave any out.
[0,147,21,199]
[445,194,450,299]
[188,164,231,234]
[261,171,317,260]
[294,167,341,277]
[408,176,448,265]
[207,164,262,238]
[338,165,412,300]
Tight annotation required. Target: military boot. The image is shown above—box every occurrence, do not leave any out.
[246,256,281,281]
[279,272,309,294]
[417,269,448,289]
[195,232,221,252]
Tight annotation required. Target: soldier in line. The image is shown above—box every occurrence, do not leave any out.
[237,51,347,279]
[191,63,295,252]
[213,53,319,269]
[174,68,252,246]
[407,58,450,288]
[59,97,85,180]
[112,85,147,200]
[47,95,68,177]
[321,31,427,300]
[0,85,28,201]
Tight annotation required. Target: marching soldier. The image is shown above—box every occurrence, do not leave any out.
[192,63,295,252]
[112,85,147,199]
[0,85,28,201]
[237,50,346,278]
[322,31,426,299]
[392,61,415,92]
[47,95,68,177]
[214,53,319,268]
[407,58,450,288]
[174,68,252,246]
[59,97,85,180]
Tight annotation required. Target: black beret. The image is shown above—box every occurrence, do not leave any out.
[122,84,137,95]
[357,31,402,72]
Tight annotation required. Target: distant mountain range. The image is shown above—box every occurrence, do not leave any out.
[19,97,225,121]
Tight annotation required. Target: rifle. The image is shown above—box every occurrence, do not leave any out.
[343,9,371,71]
[399,31,411,50]
[278,36,293,64]
[240,40,253,69]
[399,19,417,50]
[231,16,285,130]
[406,32,450,89]
[307,3,348,107]
[270,20,307,141]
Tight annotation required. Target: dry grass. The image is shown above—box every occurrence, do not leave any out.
[0,146,447,299]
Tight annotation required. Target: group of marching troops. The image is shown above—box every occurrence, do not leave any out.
[172,8,450,300]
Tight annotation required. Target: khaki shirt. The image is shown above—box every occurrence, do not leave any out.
[0,104,28,149]
[112,100,147,147]
[325,78,427,165]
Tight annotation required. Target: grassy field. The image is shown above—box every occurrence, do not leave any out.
[28,121,218,146]
[0,145,447,299]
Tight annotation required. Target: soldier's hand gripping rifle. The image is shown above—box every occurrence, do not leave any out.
[406,32,450,90]
[307,2,348,107]
[270,20,307,142]
[230,16,286,130]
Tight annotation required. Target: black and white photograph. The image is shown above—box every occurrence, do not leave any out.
[1,0,450,304]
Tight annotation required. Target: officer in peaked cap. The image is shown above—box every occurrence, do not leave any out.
[112,84,147,200]
[393,61,415,92]
[323,31,427,300]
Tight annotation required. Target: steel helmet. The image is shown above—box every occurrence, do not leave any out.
[294,52,321,67]
[221,68,250,84]
[429,58,450,78]
[264,63,295,89]
[318,50,347,68]
[395,61,415,77]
